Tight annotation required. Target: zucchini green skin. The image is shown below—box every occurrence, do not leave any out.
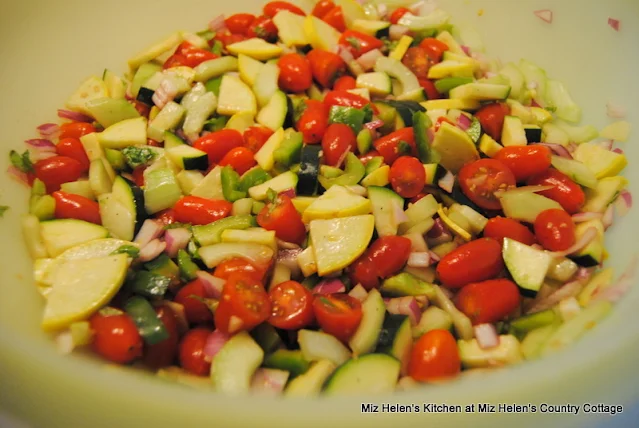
[297,145,321,196]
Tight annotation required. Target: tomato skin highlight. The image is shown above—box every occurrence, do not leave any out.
[218,146,256,175]
[59,122,96,139]
[323,90,377,113]
[193,129,244,165]
[52,191,101,224]
[296,99,329,144]
[173,196,232,225]
[89,312,143,364]
[389,156,426,198]
[257,194,306,245]
[225,13,256,35]
[143,304,180,369]
[527,168,586,215]
[264,1,305,17]
[348,254,380,290]
[56,137,90,172]
[408,329,460,382]
[321,123,357,167]
[458,158,516,210]
[174,279,214,325]
[268,280,314,330]
[178,327,213,376]
[474,102,510,141]
[278,53,313,93]
[389,7,409,24]
[306,49,346,89]
[349,235,411,290]
[312,294,363,343]
[214,258,268,282]
[34,155,84,193]
[402,47,431,80]
[534,208,576,251]
[214,273,271,334]
[483,216,536,246]
[243,126,273,153]
[333,75,356,91]
[418,38,449,63]
[454,279,522,325]
[436,238,504,289]
[246,15,279,42]
[494,145,552,182]
[322,6,346,32]
[373,127,417,165]
[419,78,441,100]
[312,0,335,18]
[338,30,383,58]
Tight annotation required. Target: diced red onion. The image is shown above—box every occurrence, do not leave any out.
[25,139,56,149]
[548,227,598,258]
[537,143,572,159]
[37,123,60,137]
[614,191,631,217]
[389,24,410,41]
[251,368,289,395]
[138,239,167,262]
[153,79,178,109]
[428,250,441,263]
[277,248,303,276]
[134,219,165,247]
[602,204,614,229]
[386,297,421,325]
[164,228,192,258]
[575,267,594,285]
[592,256,636,304]
[357,49,383,71]
[571,212,602,223]
[57,109,93,123]
[407,252,431,268]
[203,329,230,361]
[6,166,29,186]
[337,45,354,64]
[335,148,350,169]
[377,3,388,18]
[28,149,57,162]
[348,284,368,302]
[208,14,226,32]
[278,188,296,199]
[474,324,500,349]
[427,128,435,143]
[427,218,447,239]
[534,9,553,23]
[527,280,584,314]
[613,148,624,154]
[438,170,455,193]
[313,278,346,295]
[195,270,225,299]
[363,119,384,131]
[606,101,626,119]
[456,114,472,131]
[392,199,409,224]
[620,190,632,209]
[608,17,621,31]
[461,45,471,56]
[162,301,188,334]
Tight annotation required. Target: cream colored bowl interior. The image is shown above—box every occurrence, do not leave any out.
[0,1,638,427]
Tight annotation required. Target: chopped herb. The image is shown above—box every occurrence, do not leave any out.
[0,206,8,217]
[122,146,157,169]
[9,150,33,173]
[210,40,223,56]
[111,245,140,258]
[345,37,361,52]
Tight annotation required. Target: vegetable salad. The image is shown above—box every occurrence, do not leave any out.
[8,0,634,396]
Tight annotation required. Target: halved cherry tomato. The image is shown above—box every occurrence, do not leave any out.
[165,42,218,69]
[89,311,143,364]
[214,257,268,282]
[339,30,384,58]
[483,216,536,246]
[419,38,449,63]
[215,273,271,334]
[474,102,510,141]
[269,280,314,330]
[193,129,244,164]
[225,13,256,35]
[402,47,431,80]
[213,30,248,48]
[322,6,345,32]
[534,208,576,251]
[131,165,146,187]
[527,169,585,214]
[348,254,380,290]
[52,191,101,224]
[312,0,335,18]
[436,238,504,289]
[419,78,441,100]
[56,137,90,172]
[408,329,460,382]
[264,1,305,17]
[59,122,96,139]
[163,54,188,69]
[306,49,346,89]
[173,196,232,225]
[243,126,273,152]
[155,208,176,226]
[455,279,521,325]
[296,99,329,144]
[278,53,313,93]
[322,123,357,167]
[368,235,412,278]
[218,146,256,175]
[143,303,180,369]
[458,159,516,210]
[494,145,552,182]
[358,149,381,165]
[389,7,410,24]
[333,75,356,91]
[247,15,278,42]
[313,294,362,343]
[323,90,377,113]
[174,279,214,325]
[390,156,426,198]
[178,327,212,376]
[257,194,306,245]
[33,155,84,193]
[373,127,417,165]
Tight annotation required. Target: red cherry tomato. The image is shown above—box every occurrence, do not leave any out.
[257,194,306,245]
[89,311,143,364]
[474,102,511,141]
[132,100,151,118]
[534,208,576,251]
[173,196,232,225]
[163,54,189,69]
[419,78,441,100]
[389,156,426,198]
[348,254,380,290]
[312,294,362,343]
[455,279,522,325]
[243,126,274,152]
[59,122,96,139]
[155,208,176,226]
[225,13,256,35]
[419,38,449,63]
[214,30,248,48]
[458,159,516,210]
[174,279,214,325]
[401,47,431,80]
[193,129,244,164]
[247,15,279,42]
[218,146,256,175]
[368,235,412,278]
[436,238,504,289]
[333,75,356,91]
[408,329,460,382]
[494,145,552,182]
[312,0,335,18]
[143,303,180,369]
[322,6,346,32]
[321,123,357,167]
[214,273,271,334]
[52,191,101,224]
[323,90,378,114]
[264,1,305,17]
[278,53,313,93]
[214,257,268,282]
[56,137,90,172]
[358,149,381,165]
[268,280,314,330]
[338,30,384,58]
[527,169,586,215]
[389,7,410,24]
[373,127,417,165]
[296,99,329,144]
[306,49,346,89]
[176,41,218,67]
[34,155,84,193]
[483,216,536,246]
[178,327,212,376]
[131,165,146,187]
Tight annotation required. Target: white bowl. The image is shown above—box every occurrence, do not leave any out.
[0,1,637,427]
